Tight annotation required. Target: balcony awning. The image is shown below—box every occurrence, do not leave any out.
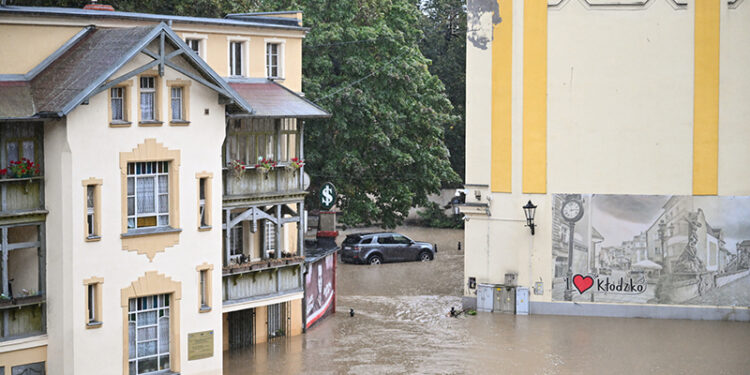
[228,80,330,119]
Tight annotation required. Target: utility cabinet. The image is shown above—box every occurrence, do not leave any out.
[476,283,495,312]
[516,287,529,315]
[493,285,516,314]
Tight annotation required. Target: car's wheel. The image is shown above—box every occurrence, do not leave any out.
[368,254,383,265]
[419,251,433,262]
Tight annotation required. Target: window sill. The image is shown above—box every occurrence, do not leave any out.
[169,120,190,126]
[109,120,132,128]
[198,225,212,232]
[268,77,285,81]
[85,235,101,242]
[199,306,212,313]
[138,120,164,127]
[86,321,102,329]
[121,226,182,239]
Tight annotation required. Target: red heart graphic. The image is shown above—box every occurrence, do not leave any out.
[573,274,594,294]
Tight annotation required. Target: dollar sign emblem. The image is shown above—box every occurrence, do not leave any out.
[321,185,334,207]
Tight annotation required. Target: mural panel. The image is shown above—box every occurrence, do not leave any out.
[552,194,750,306]
[305,253,335,328]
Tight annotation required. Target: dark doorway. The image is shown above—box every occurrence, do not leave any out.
[228,308,255,349]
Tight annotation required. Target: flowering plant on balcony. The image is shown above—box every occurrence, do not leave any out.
[8,158,39,178]
[229,159,246,180]
[254,156,276,175]
[289,157,304,170]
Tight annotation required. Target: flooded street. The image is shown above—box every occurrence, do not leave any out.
[225,227,750,375]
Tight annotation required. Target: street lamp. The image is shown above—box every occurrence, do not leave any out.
[523,200,537,235]
[657,220,675,274]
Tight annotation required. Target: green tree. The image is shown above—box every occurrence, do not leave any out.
[418,0,466,183]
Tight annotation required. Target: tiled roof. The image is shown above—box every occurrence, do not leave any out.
[31,27,154,115]
[228,81,329,119]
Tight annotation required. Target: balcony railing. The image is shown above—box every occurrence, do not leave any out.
[223,165,303,197]
[223,260,303,304]
[0,176,45,215]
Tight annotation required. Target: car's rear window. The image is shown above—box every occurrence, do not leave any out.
[343,235,362,245]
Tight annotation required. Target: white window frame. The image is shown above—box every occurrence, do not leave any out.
[183,33,207,59]
[264,39,285,79]
[227,36,250,77]
[198,177,207,227]
[128,294,171,374]
[199,270,208,309]
[111,87,124,121]
[87,185,96,237]
[140,76,156,121]
[264,220,276,257]
[170,87,183,121]
[87,283,97,323]
[127,161,170,230]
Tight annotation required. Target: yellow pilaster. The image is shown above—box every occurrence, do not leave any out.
[491,0,513,193]
[693,0,721,196]
[522,0,548,194]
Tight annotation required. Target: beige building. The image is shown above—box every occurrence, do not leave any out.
[0,3,326,374]
[463,0,750,319]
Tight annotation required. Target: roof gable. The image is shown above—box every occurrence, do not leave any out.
[1,23,253,118]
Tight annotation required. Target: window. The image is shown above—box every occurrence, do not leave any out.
[84,278,103,328]
[280,120,298,162]
[127,161,169,230]
[170,87,183,121]
[229,220,243,262]
[264,220,276,257]
[6,139,35,166]
[187,39,200,55]
[199,178,207,227]
[196,264,213,313]
[111,87,125,121]
[128,294,171,374]
[266,43,280,78]
[83,178,102,240]
[200,270,208,308]
[139,76,158,122]
[230,41,244,76]
[267,302,288,339]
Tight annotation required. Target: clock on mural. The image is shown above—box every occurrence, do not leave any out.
[561,199,584,223]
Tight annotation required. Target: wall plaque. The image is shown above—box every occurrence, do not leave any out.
[188,330,214,361]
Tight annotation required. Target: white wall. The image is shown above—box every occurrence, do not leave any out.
[47,54,227,374]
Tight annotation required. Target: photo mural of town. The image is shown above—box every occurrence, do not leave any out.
[551,194,750,306]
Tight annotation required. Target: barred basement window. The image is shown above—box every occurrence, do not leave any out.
[128,294,171,374]
[127,161,169,229]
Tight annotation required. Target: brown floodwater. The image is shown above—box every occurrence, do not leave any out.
[224,227,750,375]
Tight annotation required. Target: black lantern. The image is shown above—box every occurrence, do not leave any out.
[523,200,537,235]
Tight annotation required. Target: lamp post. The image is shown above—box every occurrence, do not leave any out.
[523,200,537,235]
[657,220,674,275]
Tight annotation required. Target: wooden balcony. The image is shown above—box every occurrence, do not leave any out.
[0,176,45,221]
[223,165,304,199]
[222,260,303,305]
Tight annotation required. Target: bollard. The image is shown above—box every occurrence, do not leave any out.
[458,241,461,251]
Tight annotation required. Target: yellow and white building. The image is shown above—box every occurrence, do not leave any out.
[0,3,326,374]
[463,0,750,320]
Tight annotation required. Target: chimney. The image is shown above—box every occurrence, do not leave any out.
[83,1,115,11]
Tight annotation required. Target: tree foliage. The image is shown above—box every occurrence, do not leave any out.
[418,0,466,183]
[16,0,461,229]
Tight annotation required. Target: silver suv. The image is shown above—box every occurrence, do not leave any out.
[339,232,437,265]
